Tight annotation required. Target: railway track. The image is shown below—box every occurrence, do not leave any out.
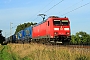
[64,45,90,49]
[7,42,90,49]
[44,43,90,49]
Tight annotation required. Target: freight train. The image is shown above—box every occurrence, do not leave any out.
[8,16,71,44]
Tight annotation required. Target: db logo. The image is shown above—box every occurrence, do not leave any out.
[60,26,63,30]
[60,28,63,30]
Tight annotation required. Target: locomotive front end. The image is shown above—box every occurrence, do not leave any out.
[53,17,71,44]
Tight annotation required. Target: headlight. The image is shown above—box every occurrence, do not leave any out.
[54,28,59,30]
[64,28,69,30]
[54,32,58,34]
[66,32,69,34]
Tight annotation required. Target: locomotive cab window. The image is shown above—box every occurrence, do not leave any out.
[61,20,69,25]
[48,21,49,26]
[53,20,61,25]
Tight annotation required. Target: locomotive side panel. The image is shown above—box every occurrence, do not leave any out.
[39,21,47,38]
[32,25,40,39]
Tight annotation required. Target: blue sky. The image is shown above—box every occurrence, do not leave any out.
[0,0,90,37]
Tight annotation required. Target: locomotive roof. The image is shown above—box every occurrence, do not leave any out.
[33,16,67,26]
[48,16,60,18]
[35,20,46,26]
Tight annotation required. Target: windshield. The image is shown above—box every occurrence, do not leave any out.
[53,20,69,26]
[53,20,60,25]
[61,20,69,25]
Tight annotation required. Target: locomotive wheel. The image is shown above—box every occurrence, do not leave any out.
[62,41,70,45]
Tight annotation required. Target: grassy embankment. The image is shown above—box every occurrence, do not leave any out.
[0,43,90,60]
[9,43,90,60]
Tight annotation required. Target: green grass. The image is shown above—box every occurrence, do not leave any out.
[0,45,21,60]
[9,43,90,60]
[75,55,89,60]
[0,45,13,60]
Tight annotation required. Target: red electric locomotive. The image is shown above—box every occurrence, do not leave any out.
[32,16,71,44]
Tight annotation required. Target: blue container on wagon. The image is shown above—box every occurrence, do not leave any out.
[18,30,25,40]
[24,26,32,39]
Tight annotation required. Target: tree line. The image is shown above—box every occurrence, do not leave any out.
[70,31,90,45]
[15,22,37,34]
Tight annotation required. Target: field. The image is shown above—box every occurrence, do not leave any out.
[0,43,90,60]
